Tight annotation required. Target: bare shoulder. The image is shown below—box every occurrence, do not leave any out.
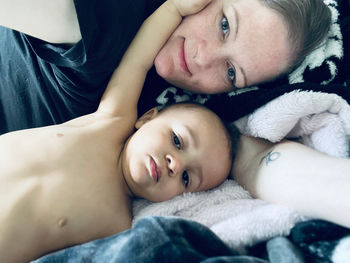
[233,136,299,170]
[232,136,274,191]
[233,137,315,196]
[233,136,273,174]
[64,112,135,139]
[0,113,134,166]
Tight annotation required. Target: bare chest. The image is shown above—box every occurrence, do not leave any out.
[0,121,132,258]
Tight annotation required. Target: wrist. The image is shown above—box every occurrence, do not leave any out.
[164,0,184,17]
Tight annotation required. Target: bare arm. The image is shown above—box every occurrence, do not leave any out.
[97,0,211,119]
[0,0,81,44]
[234,136,350,228]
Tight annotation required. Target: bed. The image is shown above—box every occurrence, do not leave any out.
[32,0,350,262]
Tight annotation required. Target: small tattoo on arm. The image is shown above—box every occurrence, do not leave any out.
[260,149,281,166]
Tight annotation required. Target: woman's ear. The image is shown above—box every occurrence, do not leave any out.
[135,107,159,129]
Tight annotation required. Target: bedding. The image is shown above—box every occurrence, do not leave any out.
[33,0,350,262]
[32,217,269,263]
[131,89,350,262]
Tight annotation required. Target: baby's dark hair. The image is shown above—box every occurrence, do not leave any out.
[160,101,241,175]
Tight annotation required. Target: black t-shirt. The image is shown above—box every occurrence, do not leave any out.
[0,0,166,134]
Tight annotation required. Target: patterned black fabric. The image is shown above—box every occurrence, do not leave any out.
[32,217,268,263]
[290,220,350,263]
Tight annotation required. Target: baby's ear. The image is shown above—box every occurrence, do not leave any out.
[135,107,158,129]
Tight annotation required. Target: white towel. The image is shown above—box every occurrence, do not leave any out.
[234,90,350,158]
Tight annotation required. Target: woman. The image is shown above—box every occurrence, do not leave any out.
[0,0,331,134]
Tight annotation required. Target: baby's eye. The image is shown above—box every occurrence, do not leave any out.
[221,16,230,36]
[182,171,189,188]
[173,133,181,149]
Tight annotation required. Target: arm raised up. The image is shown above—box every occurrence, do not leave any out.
[96,0,211,119]
[0,0,81,44]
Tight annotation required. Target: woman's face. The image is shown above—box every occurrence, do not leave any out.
[154,0,293,94]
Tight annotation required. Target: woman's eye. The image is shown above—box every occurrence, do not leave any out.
[173,133,181,149]
[221,16,230,36]
[182,171,189,188]
[225,62,236,87]
[227,66,236,83]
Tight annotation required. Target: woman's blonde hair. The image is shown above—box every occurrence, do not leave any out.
[261,0,332,71]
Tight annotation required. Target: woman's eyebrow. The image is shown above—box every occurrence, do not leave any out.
[227,3,248,87]
[231,5,239,41]
[239,65,248,87]
[225,2,239,40]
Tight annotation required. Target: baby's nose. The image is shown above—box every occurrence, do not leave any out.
[166,154,183,177]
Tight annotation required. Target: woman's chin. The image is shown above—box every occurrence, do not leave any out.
[154,55,198,93]
[154,54,175,79]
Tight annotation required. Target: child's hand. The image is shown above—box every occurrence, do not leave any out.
[170,0,212,17]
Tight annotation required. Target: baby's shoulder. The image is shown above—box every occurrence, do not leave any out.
[63,112,135,140]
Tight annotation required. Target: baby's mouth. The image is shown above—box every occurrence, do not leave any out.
[149,157,160,182]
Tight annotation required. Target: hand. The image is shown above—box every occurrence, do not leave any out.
[170,0,212,17]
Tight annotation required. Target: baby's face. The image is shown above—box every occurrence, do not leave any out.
[122,105,231,202]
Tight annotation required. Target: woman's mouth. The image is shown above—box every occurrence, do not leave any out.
[178,38,191,75]
[149,157,160,182]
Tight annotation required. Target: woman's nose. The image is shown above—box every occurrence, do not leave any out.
[193,39,216,69]
[166,154,183,177]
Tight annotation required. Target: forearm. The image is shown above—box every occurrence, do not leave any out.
[0,0,81,44]
[98,0,183,116]
[118,1,182,73]
[234,138,350,228]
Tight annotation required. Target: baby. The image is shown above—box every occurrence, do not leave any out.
[0,0,235,262]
